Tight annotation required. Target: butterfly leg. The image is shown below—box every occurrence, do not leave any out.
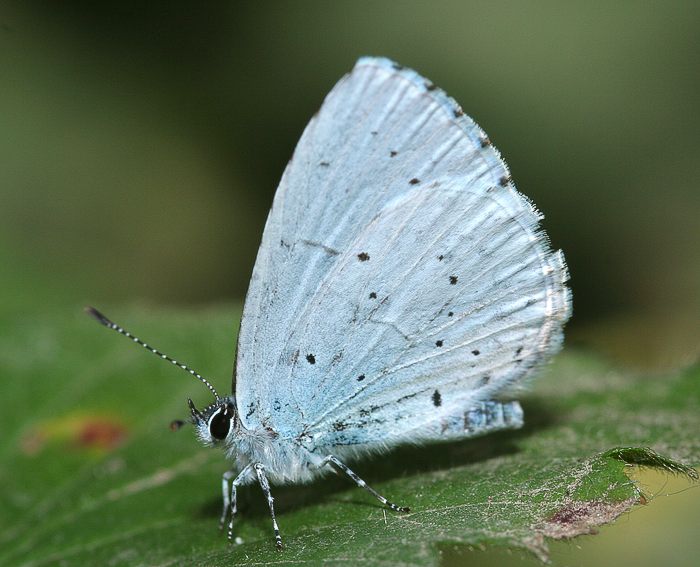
[254,463,283,550]
[225,463,254,543]
[219,469,236,530]
[322,455,410,513]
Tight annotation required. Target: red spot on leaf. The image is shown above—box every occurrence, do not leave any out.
[20,414,128,456]
[76,419,126,450]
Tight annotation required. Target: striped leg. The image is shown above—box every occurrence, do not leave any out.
[323,455,410,513]
[225,464,254,543]
[254,463,283,550]
[219,470,236,530]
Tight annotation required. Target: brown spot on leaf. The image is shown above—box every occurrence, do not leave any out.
[77,420,127,450]
[21,415,128,455]
[542,499,636,540]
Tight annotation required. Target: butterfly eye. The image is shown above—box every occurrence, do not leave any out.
[208,407,231,441]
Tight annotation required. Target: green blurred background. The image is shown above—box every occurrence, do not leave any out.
[1,1,699,368]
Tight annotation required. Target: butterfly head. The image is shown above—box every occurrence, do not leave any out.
[189,396,237,446]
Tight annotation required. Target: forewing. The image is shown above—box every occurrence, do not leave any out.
[235,57,571,445]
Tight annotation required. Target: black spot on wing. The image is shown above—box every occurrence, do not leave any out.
[449,275,458,285]
[246,403,255,419]
[357,252,370,262]
[369,292,377,299]
[390,150,398,157]
[359,405,381,418]
[409,178,420,185]
[453,108,464,118]
[499,175,512,187]
[306,354,316,365]
[432,390,442,407]
[319,161,330,167]
[438,255,444,261]
[357,374,365,382]
[435,340,443,347]
[448,311,454,317]
[472,349,480,356]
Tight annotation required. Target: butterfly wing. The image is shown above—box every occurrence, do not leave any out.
[235,57,571,450]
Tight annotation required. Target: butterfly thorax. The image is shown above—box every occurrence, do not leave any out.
[224,424,328,484]
[191,395,327,484]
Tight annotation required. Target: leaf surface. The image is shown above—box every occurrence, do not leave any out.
[1,306,697,566]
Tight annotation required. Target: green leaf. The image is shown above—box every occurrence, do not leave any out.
[1,306,698,566]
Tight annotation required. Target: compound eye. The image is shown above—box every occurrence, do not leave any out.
[208,407,231,440]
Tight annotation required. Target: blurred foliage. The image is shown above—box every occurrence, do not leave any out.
[0,306,697,566]
[1,2,699,339]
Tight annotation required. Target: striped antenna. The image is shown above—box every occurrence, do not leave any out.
[85,306,220,400]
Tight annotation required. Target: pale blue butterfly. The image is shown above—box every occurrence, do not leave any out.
[88,57,571,549]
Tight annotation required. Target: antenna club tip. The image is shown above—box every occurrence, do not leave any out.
[85,306,112,326]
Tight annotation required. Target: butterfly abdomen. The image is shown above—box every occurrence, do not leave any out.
[433,400,524,441]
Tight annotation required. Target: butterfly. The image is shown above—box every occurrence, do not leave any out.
[88,57,571,549]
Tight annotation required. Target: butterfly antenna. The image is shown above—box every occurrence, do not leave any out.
[85,306,220,400]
